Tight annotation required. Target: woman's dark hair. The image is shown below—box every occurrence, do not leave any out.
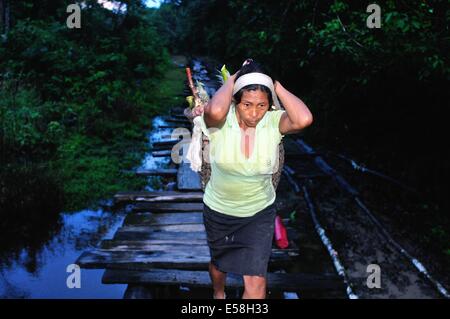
[233,59,274,107]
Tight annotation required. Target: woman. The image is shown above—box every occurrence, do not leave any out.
[195,59,313,299]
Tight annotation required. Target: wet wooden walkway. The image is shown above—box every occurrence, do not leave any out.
[75,106,345,299]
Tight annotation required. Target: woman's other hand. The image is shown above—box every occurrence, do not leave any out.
[274,80,280,94]
[229,71,238,83]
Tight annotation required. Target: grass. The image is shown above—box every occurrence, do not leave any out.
[52,57,186,212]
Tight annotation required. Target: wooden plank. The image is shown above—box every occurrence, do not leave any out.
[164,115,190,121]
[102,268,345,292]
[151,144,176,151]
[102,238,208,246]
[120,222,309,235]
[151,138,185,151]
[113,223,299,256]
[123,212,203,226]
[99,243,210,254]
[177,162,201,191]
[114,191,203,205]
[123,213,297,243]
[114,224,299,256]
[100,241,209,252]
[155,125,188,129]
[123,285,153,299]
[116,224,206,234]
[132,202,204,213]
[279,269,299,299]
[152,139,180,147]
[100,240,300,255]
[165,118,190,125]
[113,230,207,241]
[76,249,211,270]
[76,248,297,270]
[135,169,178,176]
[115,190,202,199]
[152,150,173,157]
[132,195,203,203]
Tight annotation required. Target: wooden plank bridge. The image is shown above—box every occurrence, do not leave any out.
[75,105,346,299]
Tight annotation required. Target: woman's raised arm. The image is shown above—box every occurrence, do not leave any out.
[203,73,238,128]
[275,81,313,134]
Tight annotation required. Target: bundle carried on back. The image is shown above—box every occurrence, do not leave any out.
[184,64,285,193]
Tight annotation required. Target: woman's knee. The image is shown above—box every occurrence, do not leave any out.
[243,275,266,292]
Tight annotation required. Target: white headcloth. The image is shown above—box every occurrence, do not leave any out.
[232,72,282,110]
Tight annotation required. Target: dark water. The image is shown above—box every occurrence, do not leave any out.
[0,115,176,299]
[0,207,127,298]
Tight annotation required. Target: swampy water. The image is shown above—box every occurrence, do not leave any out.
[0,115,178,299]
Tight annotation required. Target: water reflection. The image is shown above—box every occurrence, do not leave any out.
[0,207,127,298]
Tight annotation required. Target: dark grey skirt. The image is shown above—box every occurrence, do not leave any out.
[202,202,276,277]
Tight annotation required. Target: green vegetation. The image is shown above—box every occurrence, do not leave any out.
[0,1,185,213]
[54,65,185,211]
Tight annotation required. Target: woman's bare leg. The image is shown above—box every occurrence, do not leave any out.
[242,275,266,299]
[209,262,226,299]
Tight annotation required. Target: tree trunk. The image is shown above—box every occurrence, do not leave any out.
[0,0,4,35]
[4,0,9,35]
[0,0,10,38]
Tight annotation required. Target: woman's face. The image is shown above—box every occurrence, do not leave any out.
[235,89,270,128]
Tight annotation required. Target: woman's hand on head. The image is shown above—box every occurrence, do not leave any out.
[230,71,239,82]
[228,72,239,97]
[274,80,281,94]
